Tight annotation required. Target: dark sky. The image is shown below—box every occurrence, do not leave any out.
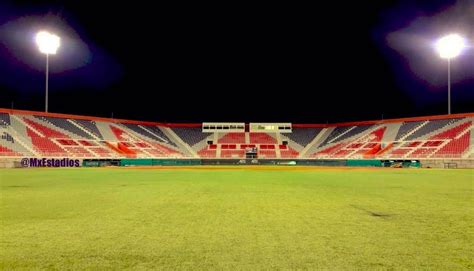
[0,0,473,123]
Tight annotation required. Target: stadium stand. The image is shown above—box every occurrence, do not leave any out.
[0,113,11,126]
[318,126,355,147]
[284,128,322,147]
[141,125,178,147]
[0,109,471,160]
[221,149,245,158]
[218,132,246,144]
[198,146,217,158]
[0,113,32,157]
[122,123,166,143]
[73,119,104,139]
[280,146,299,158]
[381,119,471,159]
[258,149,277,158]
[249,133,277,144]
[330,125,372,144]
[172,127,211,146]
[34,116,95,139]
[404,118,460,141]
[394,121,425,141]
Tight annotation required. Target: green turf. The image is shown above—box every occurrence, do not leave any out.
[0,167,473,270]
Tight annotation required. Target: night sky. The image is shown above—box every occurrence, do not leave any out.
[0,0,473,123]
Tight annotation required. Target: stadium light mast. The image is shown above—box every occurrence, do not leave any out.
[35,31,60,113]
[435,34,465,115]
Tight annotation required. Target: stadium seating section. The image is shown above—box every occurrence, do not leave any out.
[0,110,472,160]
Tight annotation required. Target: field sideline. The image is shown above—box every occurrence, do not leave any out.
[1,167,473,269]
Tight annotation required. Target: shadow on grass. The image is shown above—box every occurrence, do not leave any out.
[350,204,394,219]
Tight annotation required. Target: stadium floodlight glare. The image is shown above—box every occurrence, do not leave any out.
[36,31,60,55]
[35,31,60,112]
[435,34,465,115]
[435,34,465,59]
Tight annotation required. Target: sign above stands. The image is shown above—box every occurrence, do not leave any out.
[202,123,245,132]
[250,123,292,133]
[201,123,292,133]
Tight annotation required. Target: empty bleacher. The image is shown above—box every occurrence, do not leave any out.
[432,132,470,158]
[404,119,460,141]
[35,116,95,139]
[318,126,354,147]
[258,150,277,158]
[249,133,277,144]
[280,146,299,158]
[122,123,166,142]
[26,127,67,156]
[218,133,246,144]
[221,150,245,158]
[283,128,322,147]
[23,118,69,139]
[141,125,178,147]
[198,146,217,158]
[72,119,104,139]
[0,113,11,126]
[0,131,30,156]
[0,110,471,160]
[383,120,471,159]
[0,145,20,156]
[172,127,211,146]
[330,125,372,144]
[394,121,425,141]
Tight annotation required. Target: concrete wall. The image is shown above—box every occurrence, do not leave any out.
[0,158,21,168]
[1,157,473,169]
[420,159,474,169]
[0,158,84,168]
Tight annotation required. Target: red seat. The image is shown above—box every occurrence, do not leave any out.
[218,133,245,144]
[249,133,277,144]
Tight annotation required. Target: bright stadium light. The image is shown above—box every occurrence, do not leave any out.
[36,31,60,55]
[35,31,61,112]
[435,34,465,59]
[435,34,466,115]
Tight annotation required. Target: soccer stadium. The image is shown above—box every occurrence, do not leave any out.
[0,109,473,165]
[0,109,473,269]
[1,1,473,270]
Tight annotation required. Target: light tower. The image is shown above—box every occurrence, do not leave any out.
[435,34,465,115]
[35,31,60,112]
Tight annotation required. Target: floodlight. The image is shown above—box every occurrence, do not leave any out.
[36,31,60,112]
[434,34,467,115]
[435,34,465,59]
[36,31,60,55]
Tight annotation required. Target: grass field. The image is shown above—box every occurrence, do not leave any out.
[0,166,473,270]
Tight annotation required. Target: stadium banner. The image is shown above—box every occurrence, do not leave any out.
[83,159,120,167]
[120,159,153,166]
[156,159,201,166]
[296,160,347,167]
[201,159,245,165]
[201,159,349,166]
[201,159,299,165]
[346,159,383,167]
[120,159,202,166]
[78,158,474,168]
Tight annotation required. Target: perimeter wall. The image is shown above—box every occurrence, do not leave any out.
[1,158,473,168]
